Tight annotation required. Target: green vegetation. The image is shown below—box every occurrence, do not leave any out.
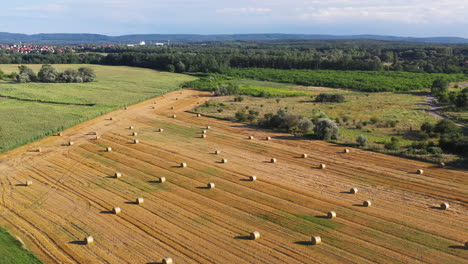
[0,227,42,264]
[0,64,195,152]
[223,68,468,92]
[194,80,467,164]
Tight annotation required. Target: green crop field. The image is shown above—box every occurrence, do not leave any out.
[0,227,42,264]
[0,64,195,152]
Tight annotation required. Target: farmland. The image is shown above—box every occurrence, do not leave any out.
[194,81,447,156]
[0,90,466,263]
[0,64,195,152]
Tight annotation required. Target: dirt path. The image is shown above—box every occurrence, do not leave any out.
[0,90,466,263]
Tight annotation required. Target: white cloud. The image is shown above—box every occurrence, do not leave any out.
[216,7,272,14]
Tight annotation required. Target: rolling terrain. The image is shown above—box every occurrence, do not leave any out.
[0,90,466,263]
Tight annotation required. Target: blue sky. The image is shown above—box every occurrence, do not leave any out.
[1,0,467,37]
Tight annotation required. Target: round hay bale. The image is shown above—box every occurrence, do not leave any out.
[201,134,207,139]
[311,236,321,245]
[250,231,260,240]
[302,154,308,158]
[249,176,257,181]
[132,132,138,136]
[465,241,468,249]
[84,236,94,245]
[162,257,173,264]
[319,164,326,169]
[159,177,166,183]
[417,169,424,175]
[439,162,445,167]
[350,187,358,194]
[207,183,215,189]
[36,148,42,153]
[221,159,228,163]
[68,141,74,146]
[266,136,271,141]
[206,126,211,129]
[114,172,122,178]
[327,211,337,219]
[112,207,121,215]
[95,135,100,140]
[26,180,33,186]
[57,132,63,136]
[215,150,221,155]
[441,202,449,210]
[344,148,350,153]
[175,97,178,100]
[172,114,177,118]
[129,126,134,130]
[248,136,254,140]
[124,107,128,110]
[197,113,201,117]
[363,200,372,207]
[151,106,155,109]
[197,102,200,104]
[106,147,112,152]
[109,117,113,121]
[153,101,157,104]
[270,158,277,163]
[202,130,207,134]
[159,128,164,132]
[180,162,187,168]
[170,106,175,110]
[136,197,144,205]
[133,139,139,144]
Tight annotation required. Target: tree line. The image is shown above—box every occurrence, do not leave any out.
[0,41,467,74]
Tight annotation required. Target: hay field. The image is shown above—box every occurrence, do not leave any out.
[0,90,466,263]
[0,64,195,152]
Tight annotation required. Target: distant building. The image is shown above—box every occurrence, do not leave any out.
[139,41,146,46]
[127,44,135,47]
[155,43,165,46]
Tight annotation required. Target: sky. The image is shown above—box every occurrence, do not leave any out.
[1,0,467,37]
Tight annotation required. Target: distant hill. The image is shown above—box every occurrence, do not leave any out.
[0,32,467,44]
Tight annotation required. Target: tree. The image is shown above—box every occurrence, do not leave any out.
[434,119,461,135]
[17,65,36,82]
[431,78,448,95]
[356,135,368,147]
[175,61,186,73]
[166,64,175,72]
[313,118,340,140]
[38,64,59,82]
[297,118,313,135]
[78,67,96,82]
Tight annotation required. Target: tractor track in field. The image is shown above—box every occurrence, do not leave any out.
[0,89,466,263]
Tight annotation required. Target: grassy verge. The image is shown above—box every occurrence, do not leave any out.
[0,227,42,264]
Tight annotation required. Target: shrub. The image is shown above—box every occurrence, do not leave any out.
[233,96,244,102]
[420,121,434,134]
[78,67,96,82]
[38,64,59,83]
[17,65,36,83]
[427,147,443,155]
[297,118,313,135]
[314,118,340,140]
[369,117,379,124]
[384,137,400,150]
[214,84,239,96]
[315,93,345,103]
[356,135,368,147]
[433,119,461,135]
[260,108,301,131]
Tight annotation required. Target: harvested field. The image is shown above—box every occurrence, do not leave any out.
[0,90,466,264]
